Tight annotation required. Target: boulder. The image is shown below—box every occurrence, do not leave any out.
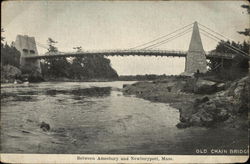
[194,96,209,107]
[40,122,50,131]
[200,112,214,127]
[123,84,129,88]
[216,83,226,91]
[201,101,217,113]
[195,79,217,94]
[178,102,194,122]
[196,79,216,87]
[216,108,229,121]
[189,114,202,126]
[176,122,190,129]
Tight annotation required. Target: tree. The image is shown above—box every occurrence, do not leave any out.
[73,46,82,52]
[1,41,21,68]
[1,28,5,43]
[41,38,118,80]
[67,55,118,80]
[47,37,58,53]
[41,38,71,78]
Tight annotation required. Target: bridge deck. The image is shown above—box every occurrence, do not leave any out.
[23,50,236,60]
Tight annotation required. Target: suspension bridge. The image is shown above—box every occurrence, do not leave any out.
[14,21,249,74]
[22,50,236,60]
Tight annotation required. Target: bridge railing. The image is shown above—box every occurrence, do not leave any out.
[36,49,187,56]
[205,51,235,59]
[25,49,237,60]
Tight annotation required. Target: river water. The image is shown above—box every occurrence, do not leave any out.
[1,81,248,154]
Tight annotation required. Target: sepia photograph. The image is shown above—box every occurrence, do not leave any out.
[1,0,249,163]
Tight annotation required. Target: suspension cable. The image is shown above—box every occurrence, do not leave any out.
[129,22,194,50]
[200,31,248,57]
[145,28,192,50]
[200,28,249,57]
[142,27,192,49]
[198,24,249,56]
[198,23,234,42]
[201,31,241,54]
[201,31,248,67]
[199,27,249,56]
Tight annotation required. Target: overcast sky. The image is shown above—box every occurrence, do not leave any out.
[1,0,249,75]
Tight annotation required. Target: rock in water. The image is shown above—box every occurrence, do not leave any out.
[195,79,217,94]
[176,122,191,129]
[40,122,50,131]
[123,84,129,88]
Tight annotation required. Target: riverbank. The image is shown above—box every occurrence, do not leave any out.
[123,75,249,129]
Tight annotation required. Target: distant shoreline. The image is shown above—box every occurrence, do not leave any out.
[2,74,179,84]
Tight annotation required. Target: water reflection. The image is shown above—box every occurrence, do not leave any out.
[1,86,112,102]
[1,92,38,102]
[45,87,111,97]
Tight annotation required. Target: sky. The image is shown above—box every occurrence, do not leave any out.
[1,0,249,75]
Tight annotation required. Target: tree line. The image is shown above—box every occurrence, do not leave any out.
[207,4,249,80]
[40,38,118,80]
[1,28,20,68]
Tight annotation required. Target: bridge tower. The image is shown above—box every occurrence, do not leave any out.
[185,21,207,74]
[14,35,41,73]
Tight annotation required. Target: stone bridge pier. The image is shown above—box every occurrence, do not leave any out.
[14,35,41,73]
[185,21,207,74]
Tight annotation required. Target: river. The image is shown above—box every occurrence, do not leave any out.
[1,81,248,154]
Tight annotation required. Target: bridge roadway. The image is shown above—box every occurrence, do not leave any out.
[23,50,236,60]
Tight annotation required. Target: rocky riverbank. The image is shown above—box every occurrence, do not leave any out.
[1,65,22,83]
[123,75,249,129]
[1,64,116,83]
[1,64,44,83]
